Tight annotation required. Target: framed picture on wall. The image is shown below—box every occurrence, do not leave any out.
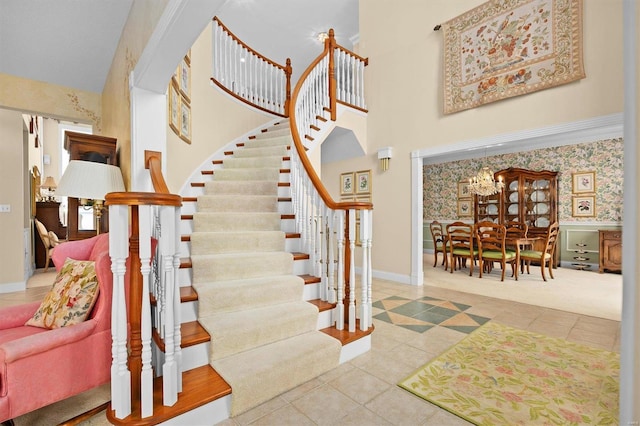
[457,181,470,199]
[572,171,596,193]
[179,99,191,144]
[457,199,472,217]
[340,172,354,196]
[179,57,191,102]
[168,80,180,135]
[572,195,595,217]
[355,169,371,194]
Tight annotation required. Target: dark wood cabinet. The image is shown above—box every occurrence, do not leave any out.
[64,131,118,240]
[34,201,66,268]
[599,230,622,273]
[474,167,559,266]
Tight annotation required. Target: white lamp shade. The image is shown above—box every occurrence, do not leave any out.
[56,160,125,201]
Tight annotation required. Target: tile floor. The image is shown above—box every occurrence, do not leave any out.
[2,267,621,425]
[215,278,621,426]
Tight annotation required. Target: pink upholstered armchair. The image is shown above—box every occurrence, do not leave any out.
[0,234,113,423]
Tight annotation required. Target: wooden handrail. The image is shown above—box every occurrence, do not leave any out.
[289,30,372,213]
[213,16,289,72]
[145,150,170,194]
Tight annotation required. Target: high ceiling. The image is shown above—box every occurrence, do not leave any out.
[0,0,359,94]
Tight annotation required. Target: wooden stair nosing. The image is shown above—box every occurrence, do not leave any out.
[321,320,375,346]
[308,298,336,312]
[191,182,205,188]
[153,320,210,351]
[106,364,231,426]
[201,170,214,175]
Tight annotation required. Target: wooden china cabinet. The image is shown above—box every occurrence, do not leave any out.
[474,167,559,266]
[64,131,118,240]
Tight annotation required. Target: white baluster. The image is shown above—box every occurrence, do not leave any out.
[367,209,373,326]
[327,209,337,305]
[172,205,183,392]
[359,209,370,331]
[138,205,154,417]
[336,210,345,330]
[160,206,178,406]
[109,205,131,419]
[348,208,356,332]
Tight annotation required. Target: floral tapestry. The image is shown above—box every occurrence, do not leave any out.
[442,0,585,114]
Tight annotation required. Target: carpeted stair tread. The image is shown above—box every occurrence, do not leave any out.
[232,145,288,158]
[190,230,285,255]
[243,136,292,149]
[197,194,278,213]
[204,180,278,195]
[193,275,304,315]
[212,168,281,181]
[212,331,341,416]
[191,251,293,282]
[200,301,319,362]
[193,212,281,232]
[254,127,292,138]
[222,156,283,169]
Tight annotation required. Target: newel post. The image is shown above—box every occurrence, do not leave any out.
[284,58,292,117]
[327,29,337,121]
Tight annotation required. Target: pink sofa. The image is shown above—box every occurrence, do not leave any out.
[0,233,113,422]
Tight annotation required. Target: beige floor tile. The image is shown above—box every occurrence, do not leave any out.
[423,410,473,425]
[526,318,573,339]
[491,313,536,329]
[566,327,617,351]
[291,384,360,425]
[280,378,324,402]
[317,360,355,383]
[328,405,392,426]
[365,387,438,425]
[386,343,431,370]
[353,351,416,385]
[328,367,391,405]
[250,404,315,426]
[234,396,288,425]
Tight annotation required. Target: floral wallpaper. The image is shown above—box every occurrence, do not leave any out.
[424,138,623,223]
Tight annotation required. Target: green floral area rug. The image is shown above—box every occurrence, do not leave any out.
[398,321,619,425]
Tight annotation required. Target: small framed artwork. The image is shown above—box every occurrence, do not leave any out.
[180,99,191,144]
[179,58,191,102]
[572,195,595,217]
[168,80,180,135]
[572,171,596,194]
[457,199,472,217]
[457,181,470,199]
[355,169,372,195]
[340,172,354,196]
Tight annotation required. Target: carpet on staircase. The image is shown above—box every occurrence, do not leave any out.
[190,125,341,416]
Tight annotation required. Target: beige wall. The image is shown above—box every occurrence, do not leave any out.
[0,109,26,285]
[101,0,170,190]
[0,73,101,128]
[349,0,624,277]
[166,21,269,192]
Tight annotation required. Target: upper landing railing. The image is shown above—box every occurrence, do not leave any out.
[211,17,292,117]
[210,17,368,118]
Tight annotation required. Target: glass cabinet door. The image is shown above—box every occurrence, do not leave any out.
[503,177,520,223]
[523,177,551,230]
[475,192,501,223]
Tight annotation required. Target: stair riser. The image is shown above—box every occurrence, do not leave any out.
[197,196,279,213]
[194,276,304,315]
[201,302,319,362]
[193,213,281,232]
[192,253,294,283]
[157,396,231,426]
[222,157,283,169]
[190,231,285,255]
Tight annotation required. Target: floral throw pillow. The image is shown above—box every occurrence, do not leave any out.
[26,258,100,329]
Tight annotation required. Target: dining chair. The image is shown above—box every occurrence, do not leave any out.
[446,221,477,276]
[34,218,66,271]
[474,221,518,281]
[519,222,560,281]
[429,220,448,270]
[505,220,528,238]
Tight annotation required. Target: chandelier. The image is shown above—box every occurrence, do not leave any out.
[468,167,505,196]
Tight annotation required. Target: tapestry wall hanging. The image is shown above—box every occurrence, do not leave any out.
[442,0,585,114]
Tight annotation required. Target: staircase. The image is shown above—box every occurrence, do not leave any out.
[189,120,341,416]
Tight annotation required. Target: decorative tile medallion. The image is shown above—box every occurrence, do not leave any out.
[373,296,490,333]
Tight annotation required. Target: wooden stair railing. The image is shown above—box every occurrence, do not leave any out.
[211,16,292,117]
[105,151,183,421]
[289,29,372,332]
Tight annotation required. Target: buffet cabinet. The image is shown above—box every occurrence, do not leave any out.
[34,201,66,268]
[474,167,559,266]
[599,230,622,273]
